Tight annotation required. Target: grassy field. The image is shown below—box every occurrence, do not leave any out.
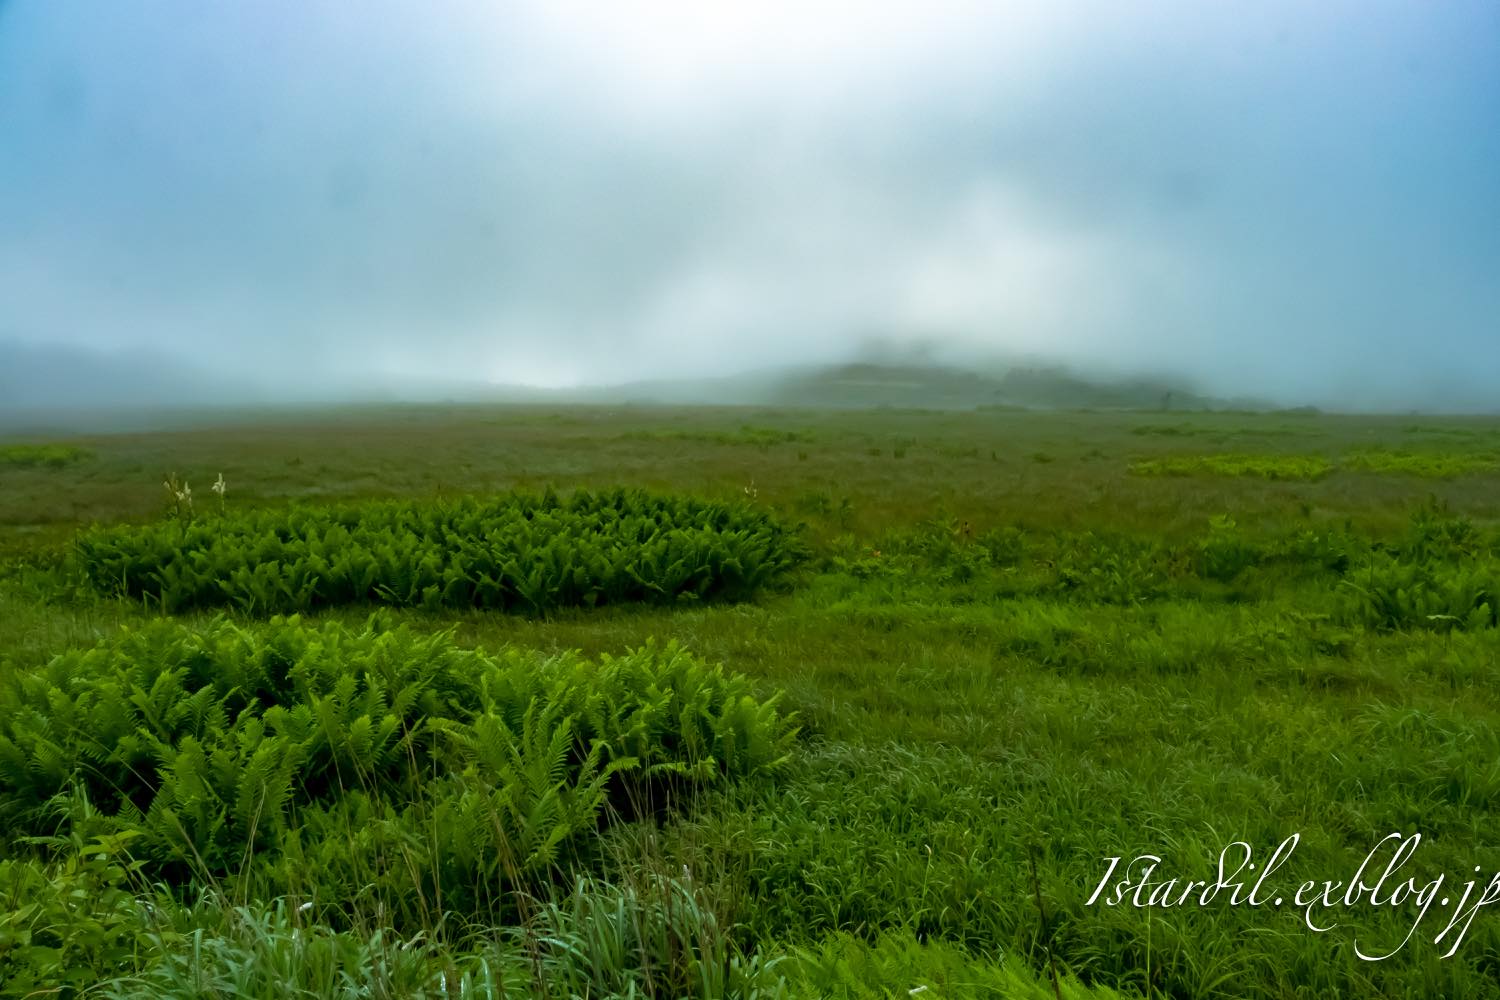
[5,403,1500,998]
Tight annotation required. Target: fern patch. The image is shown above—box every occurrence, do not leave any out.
[73,487,803,615]
[0,616,798,920]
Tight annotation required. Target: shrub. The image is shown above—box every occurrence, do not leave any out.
[0,838,150,997]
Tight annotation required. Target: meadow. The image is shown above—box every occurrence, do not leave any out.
[4,403,1500,998]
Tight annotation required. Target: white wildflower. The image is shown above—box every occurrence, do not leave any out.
[163,472,194,519]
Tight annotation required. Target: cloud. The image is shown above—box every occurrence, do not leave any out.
[1,0,1496,409]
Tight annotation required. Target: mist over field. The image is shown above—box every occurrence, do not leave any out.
[2,1,1497,414]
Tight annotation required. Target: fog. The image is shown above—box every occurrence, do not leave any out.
[2,1,1497,413]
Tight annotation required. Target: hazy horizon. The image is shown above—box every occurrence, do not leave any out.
[2,2,1497,413]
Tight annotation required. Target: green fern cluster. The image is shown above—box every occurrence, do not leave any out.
[1337,557,1499,632]
[1051,532,1171,605]
[1400,499,1488,562]
[75,487,801,614]
[1337,504,1500,631]
[0,616,797,918]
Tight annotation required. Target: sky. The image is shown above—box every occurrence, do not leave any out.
[1,1,1497,410]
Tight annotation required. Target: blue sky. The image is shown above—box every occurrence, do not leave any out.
[1,1,1496,409]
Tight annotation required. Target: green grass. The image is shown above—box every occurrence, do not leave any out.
[0,442,93,468]
[1129,452,1335,480]
[1130,447,1500,482]
[6,405,1500,997]
[617,424,816,448]
[1342,449,1500,478]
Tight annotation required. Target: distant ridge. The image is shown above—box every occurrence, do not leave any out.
[586,361,1269,412]
[1,338,1279,432]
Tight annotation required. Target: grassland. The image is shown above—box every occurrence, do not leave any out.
[4,403,1500,998]
[0,442,93,469]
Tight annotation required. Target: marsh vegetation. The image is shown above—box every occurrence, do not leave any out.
[3,405,1500,997]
